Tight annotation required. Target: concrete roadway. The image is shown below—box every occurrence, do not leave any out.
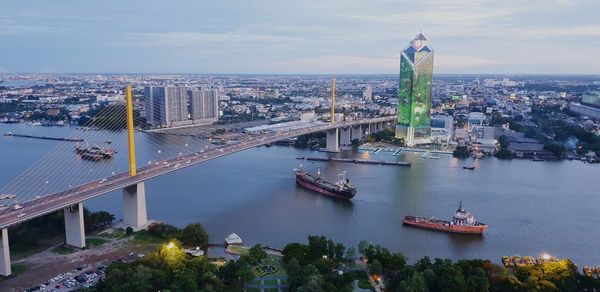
[0,116,395,229]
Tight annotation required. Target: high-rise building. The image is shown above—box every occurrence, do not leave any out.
[190,89,219,122]
[144,86,165,126]
[363,84,373,102]
[145,86,219,128]
[164,86,189,125]
[396,31,434,146]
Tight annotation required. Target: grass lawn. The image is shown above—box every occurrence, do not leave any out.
[52,244,78,255]
[227,245,249,255]
[97,229,126,239]
[10,236,64,260]
[0,264,27,283]
[86,237,107,247]
[263,279,278,285]
[133,230,166,245]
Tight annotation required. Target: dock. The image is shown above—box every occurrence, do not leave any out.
[3,132,84,142]
[299,156,411,167]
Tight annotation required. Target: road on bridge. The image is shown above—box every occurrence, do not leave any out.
[0,116,395,228]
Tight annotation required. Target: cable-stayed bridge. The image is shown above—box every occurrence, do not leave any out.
[0,85,394,275]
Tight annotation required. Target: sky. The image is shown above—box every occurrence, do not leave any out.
[0,0,599,74]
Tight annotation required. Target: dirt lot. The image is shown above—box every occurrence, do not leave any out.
[0,228,161,291]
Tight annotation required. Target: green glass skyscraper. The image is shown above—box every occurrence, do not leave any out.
[396,32,434,146]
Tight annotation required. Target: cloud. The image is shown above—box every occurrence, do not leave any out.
[116,32,304,50]
[265,55,398,74]
[435,55,503,68]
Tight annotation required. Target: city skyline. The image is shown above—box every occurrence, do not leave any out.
[1,0,599,74]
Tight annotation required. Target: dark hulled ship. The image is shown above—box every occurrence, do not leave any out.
[294,166,357,199]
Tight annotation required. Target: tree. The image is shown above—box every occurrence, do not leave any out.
[126,227,133,235]
[453,146,471,158]
[398,272,429,292]
[369,259,383,276]
[283,242,309,265]
[247,244,267,265]
[358,240,370,257]
[148,223,180,239]
[178,223,209,248]
[344,247,356,269]
[286,258,304,290]
[544,142,566,158]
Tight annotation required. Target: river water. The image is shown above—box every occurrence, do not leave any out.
[1,123,599,266]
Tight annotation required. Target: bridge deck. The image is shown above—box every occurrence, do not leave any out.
[0,116,394,228]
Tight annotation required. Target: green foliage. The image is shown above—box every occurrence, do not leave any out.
[147,222,180,239]
[283,236,357,291]
[98,240,238,291]
[98,234,600,291]
[453,146,471,158]
[84,209,115,232]
[494,135,513,160]
[246,244,268,265]
[544,142,567,157]
[125,227,134,235]
[8,208,114,254]
[283,242,309,265]
[295,132,326,149]
[494,148,513,160]
[179,223,209,248]
[368,259,382,276]
[398,272,429,292]
[366,128,399,145]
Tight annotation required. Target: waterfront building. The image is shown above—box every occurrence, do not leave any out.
[582,92,600,107]
[396,31,434,146]
[190,89,219,123]
[225,233,243,246]
[430,115,453,144]
[145,86,219,127]
[570,102,600,119]
[164,86,189,126]
[144,86,165,126]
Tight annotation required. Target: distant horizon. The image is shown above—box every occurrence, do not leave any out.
[1,72,600,77]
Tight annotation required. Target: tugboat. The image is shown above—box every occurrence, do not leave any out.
[403,202,487,234]
[294,165,357,199]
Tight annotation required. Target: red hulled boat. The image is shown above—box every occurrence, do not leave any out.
[403,202,487,234]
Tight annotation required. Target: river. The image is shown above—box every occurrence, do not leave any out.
[1,123,599,266]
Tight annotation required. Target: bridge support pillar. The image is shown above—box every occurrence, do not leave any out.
[339,127,352,146]
[351,125,363,141]
[0,228,10,276]
[123,182,148,230]
[325,129,339,152]
[64,203,86,248]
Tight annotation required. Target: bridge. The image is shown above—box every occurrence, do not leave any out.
[0,85,395,276]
